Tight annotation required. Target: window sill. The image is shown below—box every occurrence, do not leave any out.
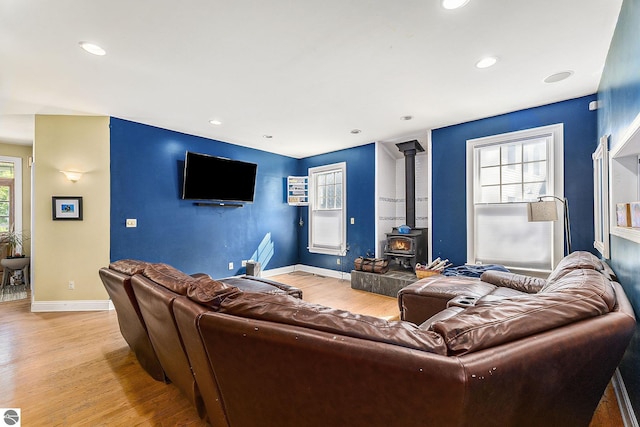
[308,247,345,256]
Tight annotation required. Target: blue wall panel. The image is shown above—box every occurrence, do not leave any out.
[110,118,299,278]
[597,0,640,417]
[431,95,598,266]
[297,144,376,272]
[610,235,640,417]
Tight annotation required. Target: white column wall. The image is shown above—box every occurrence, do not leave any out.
[375,139,429,257]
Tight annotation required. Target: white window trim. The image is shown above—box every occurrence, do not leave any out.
[308,162,347,256]
[592,135,610,258]
[466,123,564,272]
[0,156,23,245]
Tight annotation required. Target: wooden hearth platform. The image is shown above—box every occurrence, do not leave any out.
[350,268,418,297]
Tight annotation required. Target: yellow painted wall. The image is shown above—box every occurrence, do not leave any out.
[0,142,32,254]
[33,115,110,301]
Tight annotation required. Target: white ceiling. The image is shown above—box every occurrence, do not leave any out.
[0,0,622,159]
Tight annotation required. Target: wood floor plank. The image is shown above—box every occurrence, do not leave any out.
[0,273,622,426]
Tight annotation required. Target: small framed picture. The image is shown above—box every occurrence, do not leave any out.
[616,203,632,227]
[52,196,83,221]
[632,202,640,228]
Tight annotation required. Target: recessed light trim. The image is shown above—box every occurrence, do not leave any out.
[350,129,362,134]
[209,119,222,126]
[400,115,413,121]
[79,41,106,56]
[263,134,273,139]
[544,71,574,83]
[442,0,470,9]
[476,56,497,69]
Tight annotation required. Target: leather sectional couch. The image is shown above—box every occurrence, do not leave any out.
[101,251,634,427]
[99,260,302,423]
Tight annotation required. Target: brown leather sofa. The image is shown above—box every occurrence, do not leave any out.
[398,250,620,324]
[99,260,302,424]
[102,252,635,426]
[98,261,166,381]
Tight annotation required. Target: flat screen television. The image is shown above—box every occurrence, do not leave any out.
[182,151,257,203]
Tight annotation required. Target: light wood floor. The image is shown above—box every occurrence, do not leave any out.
[0,271,622,426]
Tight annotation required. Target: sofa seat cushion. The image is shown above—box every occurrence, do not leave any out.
[402,275,497,299]
[109,259,149,276]
[219,276,302,299]
[398,276,496,324]
[218,292,448,355]
[419,307,465,330]
[486,286,529,298]
[431,269,616,355]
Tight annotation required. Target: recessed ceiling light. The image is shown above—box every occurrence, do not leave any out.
[476,56,497,69]
[442,0,470,10]
[544,71,574,83]
[400,115,413,121]
[79,41,106,56]
[350,129,362,134]
[209,119,222,126]
[263,134,273,139]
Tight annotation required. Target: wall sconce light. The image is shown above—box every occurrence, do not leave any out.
[60,170,84,182]
[527,195,572,254]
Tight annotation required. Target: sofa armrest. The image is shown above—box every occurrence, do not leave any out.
[480,271,546,294]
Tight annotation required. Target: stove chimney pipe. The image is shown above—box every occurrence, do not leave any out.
[396,140,424,229]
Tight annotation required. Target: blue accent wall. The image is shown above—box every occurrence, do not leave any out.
[297,144,376,272]
[110,118,299,278]
[431,95,598,266]
[597,0,640,417]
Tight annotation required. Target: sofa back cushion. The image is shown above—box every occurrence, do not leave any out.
[142,262,200,295]
[217,292,448,355]
[431,269,616,355]
[479,270,547,294]
[544,251,604,286]
[187,277,243,309]
[109,259,149,276]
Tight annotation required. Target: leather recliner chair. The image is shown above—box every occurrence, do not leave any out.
[98,262,166,382]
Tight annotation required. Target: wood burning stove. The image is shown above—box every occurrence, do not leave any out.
[384,227,427,270]
[387,235,415,254]
[384,140,428,270]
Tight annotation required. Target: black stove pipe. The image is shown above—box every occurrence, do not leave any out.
[395,140,424,229]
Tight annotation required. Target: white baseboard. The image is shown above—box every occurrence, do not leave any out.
[259,265,296,277]
[613,368,638,427]
[30,265,351,312]
[31,300,114,312]
[291,264,351,281]
[260,264,350,281]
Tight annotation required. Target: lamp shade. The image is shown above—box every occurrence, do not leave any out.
[527,200,558,222]
[60,170,83,182]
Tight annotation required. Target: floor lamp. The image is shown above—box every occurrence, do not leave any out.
[527,195,572,255]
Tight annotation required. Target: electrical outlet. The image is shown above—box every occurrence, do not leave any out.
[228,262,234,270]
[241,260,247,267]
[337,258,341,265]
[126,218,137,228]
[68,280,75,290]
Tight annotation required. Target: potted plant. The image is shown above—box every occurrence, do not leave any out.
[0,227,28,258]
[0,228,30,286]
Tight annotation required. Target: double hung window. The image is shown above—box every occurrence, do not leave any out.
[0,158,21,232]
[467,124,564,271]
[308,162,346,255]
